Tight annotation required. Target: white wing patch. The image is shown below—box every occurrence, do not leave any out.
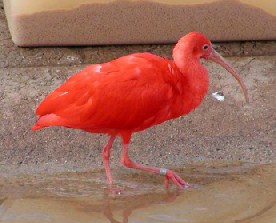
[59,92,69,96]
[126,55,138,64]
[168,64,172,73]
[168,63,175,75]
[93,65,102,73]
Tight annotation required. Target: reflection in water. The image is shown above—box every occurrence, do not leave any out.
[102,188,179,223]
[0,162,276,223]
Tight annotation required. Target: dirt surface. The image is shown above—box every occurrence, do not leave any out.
[0,0,275,177]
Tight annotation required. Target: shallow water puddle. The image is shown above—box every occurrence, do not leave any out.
[0,162,275,223]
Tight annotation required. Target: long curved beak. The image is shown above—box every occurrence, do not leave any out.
[208,50,249,103]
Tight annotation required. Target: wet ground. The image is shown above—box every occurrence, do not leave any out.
[1,162,276,223]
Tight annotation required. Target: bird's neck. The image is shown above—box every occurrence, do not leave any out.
[172,56,209,117]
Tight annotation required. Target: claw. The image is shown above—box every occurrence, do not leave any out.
[164,169,186,189]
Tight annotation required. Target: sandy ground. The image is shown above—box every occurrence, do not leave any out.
[0,1,275,177]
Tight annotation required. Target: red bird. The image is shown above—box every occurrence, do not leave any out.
[32,32,248,188]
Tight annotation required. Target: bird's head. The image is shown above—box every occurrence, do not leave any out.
[173,32,249,103]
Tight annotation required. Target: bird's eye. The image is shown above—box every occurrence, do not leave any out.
[203,44,209,50]
[203,45,209,50]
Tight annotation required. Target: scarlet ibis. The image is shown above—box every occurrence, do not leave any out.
[32,32,248,188]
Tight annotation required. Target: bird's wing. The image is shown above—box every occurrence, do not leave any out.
[36,53,177,131]
[36,63,106,117]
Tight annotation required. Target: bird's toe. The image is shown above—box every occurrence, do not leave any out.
[164,169,186,189]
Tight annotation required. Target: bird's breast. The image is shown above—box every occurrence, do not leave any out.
[170,67,209,118]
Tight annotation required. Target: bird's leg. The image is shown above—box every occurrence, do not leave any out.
[120,142,186,189]
[102,136,116,185]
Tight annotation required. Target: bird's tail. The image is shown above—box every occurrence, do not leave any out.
[32,114,62,131]
[32,122,44,131]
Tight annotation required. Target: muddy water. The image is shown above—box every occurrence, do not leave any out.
[0,162,275,223]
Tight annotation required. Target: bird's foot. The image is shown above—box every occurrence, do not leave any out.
[164,169,187,189]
